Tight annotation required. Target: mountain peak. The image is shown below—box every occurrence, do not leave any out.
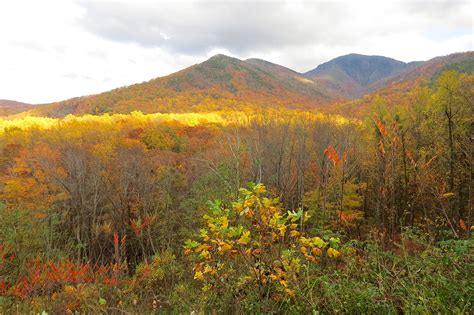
[334,53,406,64]
[206,54,240,62]
[197,54,244,70]
[305,54,408,97]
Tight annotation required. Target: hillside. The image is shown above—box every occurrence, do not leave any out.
[0,100,33,116]
[244,58,332,97]
[368,51,474,91]
[8,51,474,119]
[23,55,339,117]
[332,51,474,117]
[304,54,416,98]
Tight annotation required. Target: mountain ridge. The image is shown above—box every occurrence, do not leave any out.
[5,51,473,118]
[0,99,34,116]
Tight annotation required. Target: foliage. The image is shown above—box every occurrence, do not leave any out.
[185,183,342,312]
[0,70,472,312]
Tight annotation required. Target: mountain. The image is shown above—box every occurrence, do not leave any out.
[8,51,474,118]
[304,54,417,98]
[24,54,339,117]
[368,51,474,91]
[0,100,34,116]
[332,51,474,117]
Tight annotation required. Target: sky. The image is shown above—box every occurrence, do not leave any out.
[0,0,472,104]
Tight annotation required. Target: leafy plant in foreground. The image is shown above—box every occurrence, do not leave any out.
[184,183,342,312]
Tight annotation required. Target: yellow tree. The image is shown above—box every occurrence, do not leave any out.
[0,146,67,272]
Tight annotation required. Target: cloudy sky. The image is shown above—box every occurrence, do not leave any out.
[0,0,472,104]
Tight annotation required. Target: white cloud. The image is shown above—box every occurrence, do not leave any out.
[0,0,472,103]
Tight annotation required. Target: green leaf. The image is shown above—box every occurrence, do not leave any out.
[184,239,200,249]
[239,187,251,196]
[287,209,303,222]
[329,237,340,248]
[99,297,107,306]
[207,200,223,215]
[227,226,243,237]
[312,237,327,248]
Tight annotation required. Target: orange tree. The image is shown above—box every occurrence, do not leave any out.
[184,183,342,312]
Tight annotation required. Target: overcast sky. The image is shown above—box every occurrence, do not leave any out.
[0,0,472,104]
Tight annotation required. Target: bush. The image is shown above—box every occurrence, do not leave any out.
[185,183,343,313]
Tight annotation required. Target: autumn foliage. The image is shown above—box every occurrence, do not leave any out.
[0,70,472,313]
[185,183,342,310]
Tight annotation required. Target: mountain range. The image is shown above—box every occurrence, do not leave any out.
[3,51,473,118]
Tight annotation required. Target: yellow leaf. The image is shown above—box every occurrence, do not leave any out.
[285,288,296,298]
[194,271,204,281]
[442,192,455,198]
[345,246,356,255]
[203,265,217,275]
[327,247,341,258]
[207,222,217,231]
[220,217,229,229]
[278,225,286,236]
[303,212,311,222]
[263,198,273,208]
[299,237,311,247]
[312,237,326,248]
[200,249,210,259]
[275,267,285,277]
[290,258,301,271]
[243,198,255,208]
[272,232,279,241]
[289,230,300,237]
[237,231,251,245]
[233,203,243,213]
[254,184,266,193]
[218,241,232,253]
[196,244,211,253]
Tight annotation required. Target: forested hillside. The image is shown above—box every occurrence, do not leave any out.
[0,100,33,116]
[0,61,472,313]
[21,55,337,117]
[304,53,413,98]
[332,51,474,117]
[10,52,472,119]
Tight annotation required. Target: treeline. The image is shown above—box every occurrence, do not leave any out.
[0,70,472,312]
